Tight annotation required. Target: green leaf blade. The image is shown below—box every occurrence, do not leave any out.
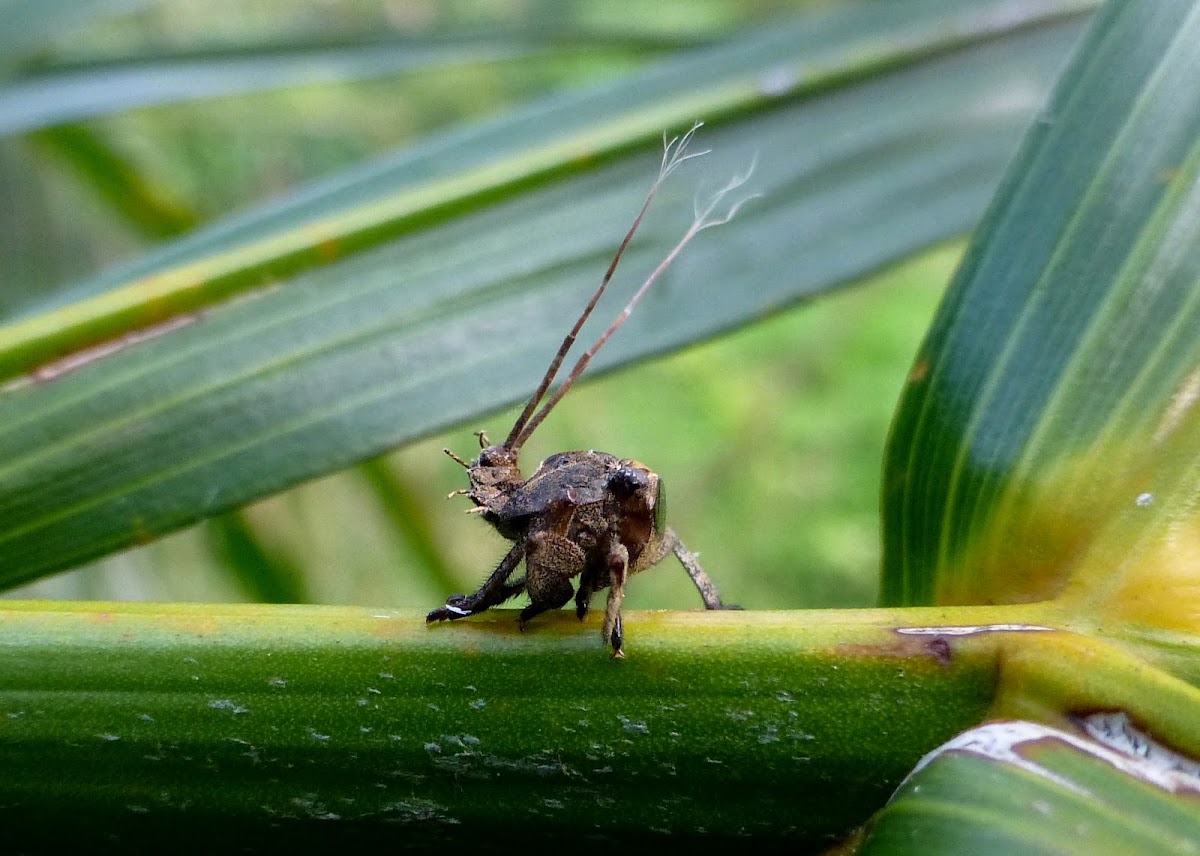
[0,41,563,137]
[861,718,1200,855]
[882,2,1200,611]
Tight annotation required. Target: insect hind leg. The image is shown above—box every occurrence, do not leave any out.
[574,564,603,621]
[520,531,584,629]
[664,527,736,610]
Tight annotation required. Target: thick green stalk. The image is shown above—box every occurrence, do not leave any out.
[0,602,1027,849]
[7,600,1194,850]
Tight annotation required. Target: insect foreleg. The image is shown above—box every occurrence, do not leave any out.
[426,542,526,623]
[603,542,629,658]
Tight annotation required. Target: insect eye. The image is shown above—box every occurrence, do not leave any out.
[610,466,649,494]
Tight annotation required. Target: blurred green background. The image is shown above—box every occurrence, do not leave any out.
[4,0,957,610]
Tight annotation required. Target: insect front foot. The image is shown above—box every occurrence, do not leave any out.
[608,614,625,658]
[426,596,474,623]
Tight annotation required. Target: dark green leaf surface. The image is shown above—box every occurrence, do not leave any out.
[861,718,1200,855]
[882,2,1200,610]
[0,1,1093,589]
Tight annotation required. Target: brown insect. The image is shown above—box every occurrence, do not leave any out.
[428,124,753,656]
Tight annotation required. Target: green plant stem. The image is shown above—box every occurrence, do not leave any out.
[4,599,1192,848]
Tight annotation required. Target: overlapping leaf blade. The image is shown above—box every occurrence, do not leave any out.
[882,2,1200,613]
[861,718,1200,855]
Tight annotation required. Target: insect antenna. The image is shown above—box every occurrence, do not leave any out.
[502,122,710,452]
[511,152,759,450]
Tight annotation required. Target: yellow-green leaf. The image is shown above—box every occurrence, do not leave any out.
[882,2,1200,627]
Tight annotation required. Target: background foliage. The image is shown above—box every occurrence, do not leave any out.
[2,0,1063,610]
